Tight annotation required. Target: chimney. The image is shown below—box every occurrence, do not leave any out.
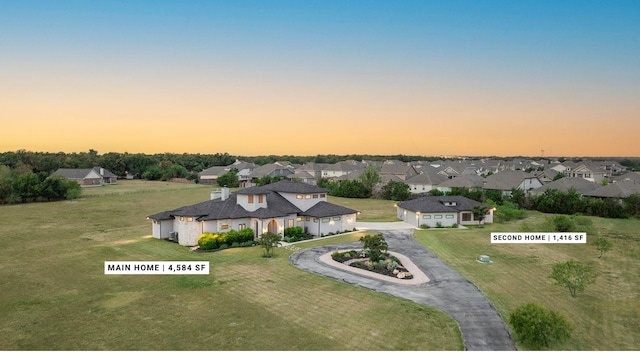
[221,186,229,201]
[100,168,104,176]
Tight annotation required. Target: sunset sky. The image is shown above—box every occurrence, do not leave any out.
[1,1,639,157]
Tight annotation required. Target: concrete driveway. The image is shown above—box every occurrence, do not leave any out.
[356,221,417,231]
[289,229,516,351]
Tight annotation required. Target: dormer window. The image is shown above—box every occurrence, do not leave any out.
[248,195,254,204]
[296,194,303,199]
[258,195,264,203]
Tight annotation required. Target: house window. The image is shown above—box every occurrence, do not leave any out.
[220,224,229,230]
[313,219,318,223]
[305,194,311,199]
[239,224,246,230]
[187,217,193,222]
[296,194,303,199]
[258,195,264,203]
[180,217,185,221]
[306,217,310,221]
[313,194,318,199]
[434,215,443,219]
[248,195,254,204]
[297,217,302,222]
[333,217,341,221]
[462,213,472,222]
[288,219,294,228]
[320,194,326,198]
[322,218,330,223]
[423,215,431,219]
[445,215,454,219]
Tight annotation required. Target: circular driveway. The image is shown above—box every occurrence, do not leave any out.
[289,229,516,351]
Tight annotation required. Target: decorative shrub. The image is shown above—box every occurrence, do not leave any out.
[387,261,398,271]
[436,221,443,228]
[284,226,304,239]
[197,232,218,250]
[197,230,254,251]
[419,224,429,229]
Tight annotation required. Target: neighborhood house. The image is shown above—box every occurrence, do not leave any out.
[148,181,358,246]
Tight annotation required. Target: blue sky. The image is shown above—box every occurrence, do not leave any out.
[1,1,639,156]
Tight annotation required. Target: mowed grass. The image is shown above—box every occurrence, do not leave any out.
[413,213,640,350]
[328,196,399,222]
[0,182,462,350]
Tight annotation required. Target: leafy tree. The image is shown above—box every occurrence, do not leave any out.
[0,165,14,204]
[255,175,288,186]
[449,187,483,201]
[359,233,388,262]
[142,166,163,180]
[552,172,565,181]
[381,181,411,201]
[623,194,640,217]
[13,172,41,202]
[493,201,525,223]
[509,303,572,349]
[429,188,445,196]
[594,237,613,258]
[550,260,597,298]
[64,180,82,200]
[484,189,504,205]
[330,180,369,198]
[509,187,526,209]
[471,205,490,227]
[256,232,281,258]
[217,168,239,188]
[358,166,381,196]
[551,215,576,232]
[39,175,68,201]
[162,164,189,180]
[533,189,584,215]
[317,177,336,192]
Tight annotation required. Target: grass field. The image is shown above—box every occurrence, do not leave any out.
[328,196,399,222]
[413,213,640,350]
[0,181,462,350]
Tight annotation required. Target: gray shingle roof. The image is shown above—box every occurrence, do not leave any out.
[437,174,485,188]
[530,177,601,196]
[299,202,358,218]
[405,171,448,185]
[52,168,95,179]
[398,196,486,213]
[584,179,640,198]
[148,180,354,221]
[482,170,536,190]
[238,180,327,195]
[149,191,302,221]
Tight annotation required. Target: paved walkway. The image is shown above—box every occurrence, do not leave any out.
[289,229,516,351]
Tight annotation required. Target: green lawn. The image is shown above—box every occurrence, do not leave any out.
[413,212,640,350]
[0,182,462,350]
[328,196,399,222]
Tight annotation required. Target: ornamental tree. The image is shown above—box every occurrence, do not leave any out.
[594,237,613,259]
[550,260,597,298]
[256,232,281,258]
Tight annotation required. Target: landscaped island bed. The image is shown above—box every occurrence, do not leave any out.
[332,249,414,280]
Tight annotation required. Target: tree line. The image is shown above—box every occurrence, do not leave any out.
[0,150,451,178]
[0,166,81,204]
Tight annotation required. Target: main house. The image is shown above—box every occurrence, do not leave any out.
[148,181,358,246]
[396,196,494,228]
